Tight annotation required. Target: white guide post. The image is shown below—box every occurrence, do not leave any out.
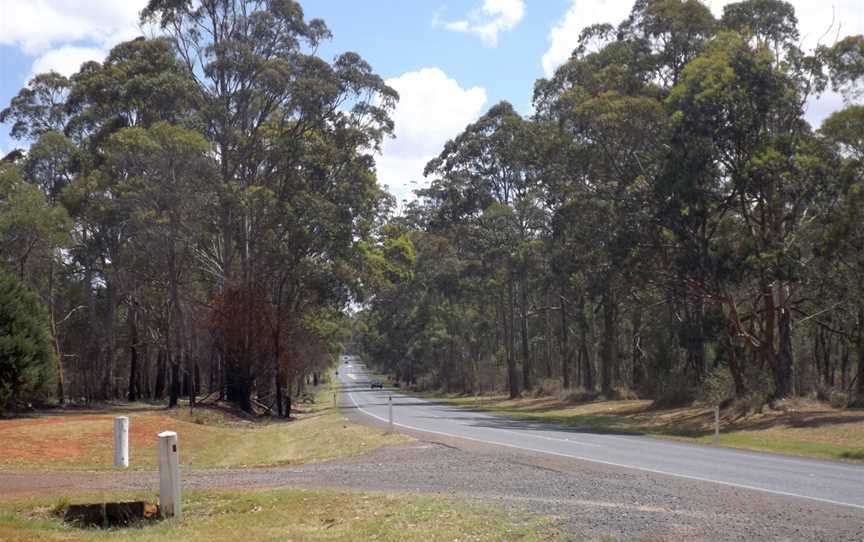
[114,416,129,467]
[388,395,393,433]
[714,405,720,444]
[158,431,181,520]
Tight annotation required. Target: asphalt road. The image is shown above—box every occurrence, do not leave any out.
[338,362,864,512]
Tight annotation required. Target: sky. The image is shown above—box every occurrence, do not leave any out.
[1,1,863,202]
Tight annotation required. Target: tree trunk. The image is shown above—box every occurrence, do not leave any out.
[601,289,617,396]
[725,330,747,397]
[128,305,139,402]
[578,294,595,391]
[545,290,553,378]
[506,274,519,398]
[275,371,284,417]
[560,294,570,389]
[48,261,65,405]
[856,308,864,401]
[169,360,180,408]
[631,308,644,389]
[102,279,117,399]
[687,297,707,382]
[154,349,166,399]
[775,283,795,398]
[167,234,186,408]
[520,283,531,391]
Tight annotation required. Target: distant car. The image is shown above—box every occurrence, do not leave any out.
[370,378,383,389]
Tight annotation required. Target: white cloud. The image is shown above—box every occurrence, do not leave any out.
[542,0,632,77]
[543,1,864,76]
[0,0,147,80]
[377,68,487,201]
[0,0,145,54]
[541,0,864,125]
[435,0,525,47]
[30,45,106,77]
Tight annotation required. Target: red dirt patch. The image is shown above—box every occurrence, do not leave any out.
[0,413,192,467]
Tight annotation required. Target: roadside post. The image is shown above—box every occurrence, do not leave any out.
[333,392,337,408]
[388,395,394,433]
[114,416,129,468]
[714,405,720,444]
[158,431,181,520]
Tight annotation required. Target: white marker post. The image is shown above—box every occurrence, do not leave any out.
[388,395,394,433]
[158,431,181,520]
[114,416,129,468]
[714,405,720,445]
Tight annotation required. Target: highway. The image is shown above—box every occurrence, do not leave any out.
[338,361,864,511]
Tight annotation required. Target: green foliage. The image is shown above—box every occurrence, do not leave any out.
[0,271,56,412]
[0,162,71,279]
[3,0,864,410]
[359,0,864,406]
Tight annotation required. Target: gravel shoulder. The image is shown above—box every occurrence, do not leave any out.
[2,406,862,541]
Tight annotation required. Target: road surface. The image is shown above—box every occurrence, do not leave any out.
[338,362,864,511]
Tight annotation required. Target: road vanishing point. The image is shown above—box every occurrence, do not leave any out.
[338,362,864,511]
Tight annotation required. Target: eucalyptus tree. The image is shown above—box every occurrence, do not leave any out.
[422,102,546,397]
[141,0,398,410]
[664,0,832,398]
[104,122,218,407]
[1,76,77,403]
[534,16,672,395]
[820,105,864,402]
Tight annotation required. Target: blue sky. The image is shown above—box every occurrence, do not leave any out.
[2,1,863,201]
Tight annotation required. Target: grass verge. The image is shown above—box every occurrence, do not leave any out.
[421,393,864,463]
[0,379,411,471]
[0,488,565,542]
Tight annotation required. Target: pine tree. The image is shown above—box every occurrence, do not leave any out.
[0,271,56,413]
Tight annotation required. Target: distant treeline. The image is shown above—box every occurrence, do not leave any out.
[357,0,864,407]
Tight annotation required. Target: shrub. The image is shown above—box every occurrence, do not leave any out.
[829,390,850,409]
[0,272,56,413]
[700,366,735,405]
[652,373,697,408]
[559,387,599,404]
[531,378,562,398]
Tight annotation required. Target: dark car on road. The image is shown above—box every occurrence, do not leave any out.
[370,378,383,389]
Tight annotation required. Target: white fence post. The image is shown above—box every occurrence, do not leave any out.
[158,431,181,520]
[114,416,129,468]
[388,395,393,433]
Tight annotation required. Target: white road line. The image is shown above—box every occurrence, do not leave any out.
[345,388,864,512]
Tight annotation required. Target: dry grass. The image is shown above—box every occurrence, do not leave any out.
[0,488,565,542]
[0,382,411,471]
[428,392,864,462]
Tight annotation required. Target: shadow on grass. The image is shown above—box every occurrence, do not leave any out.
[840,450,864,461]
[740,413,864,431]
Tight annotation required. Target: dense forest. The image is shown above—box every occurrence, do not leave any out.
[0,0,412,413]
[1,0,864,414]
[357,0,864,407]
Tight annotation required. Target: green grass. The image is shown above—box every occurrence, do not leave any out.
[420,393,864,463]
[0,379,411,471]
[0,489,567,542]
